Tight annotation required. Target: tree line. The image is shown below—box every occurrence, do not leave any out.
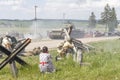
[88,4,118,33]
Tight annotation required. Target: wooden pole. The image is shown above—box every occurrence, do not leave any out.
[9,61,18,77]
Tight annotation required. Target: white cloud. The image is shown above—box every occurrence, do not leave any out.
[0,0,24,11]
[38,0,120,19]
[0,0,120,19]
[76,0,120,8]
[0,0,23,6]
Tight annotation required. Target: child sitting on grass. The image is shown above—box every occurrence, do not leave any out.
[39,46,55,73]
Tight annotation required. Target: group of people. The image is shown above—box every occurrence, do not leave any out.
[0,33,55,73]
[0,34,75,74]
[39,38,75,73]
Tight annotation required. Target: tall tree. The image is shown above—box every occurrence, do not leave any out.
[88,12,96,29]
[109,7,118,32]
[101,4,111,32]
[101,4,118,32]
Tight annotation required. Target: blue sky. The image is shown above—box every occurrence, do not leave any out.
[0,0,120,20]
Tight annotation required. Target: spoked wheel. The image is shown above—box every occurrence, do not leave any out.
[76,49,83,65]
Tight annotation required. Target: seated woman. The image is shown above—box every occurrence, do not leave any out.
[39,46,55,73]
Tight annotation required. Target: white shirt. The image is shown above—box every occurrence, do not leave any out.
[39,53,52,63]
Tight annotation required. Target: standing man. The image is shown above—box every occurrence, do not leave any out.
[39,46,55,73]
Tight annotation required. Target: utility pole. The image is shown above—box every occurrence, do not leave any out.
[34,5,37,20]
[63,13,66,24]
[34,5,38,38]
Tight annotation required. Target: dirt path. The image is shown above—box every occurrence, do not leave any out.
[25,36,119,51]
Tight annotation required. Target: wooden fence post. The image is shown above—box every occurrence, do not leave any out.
[9,61,18,77]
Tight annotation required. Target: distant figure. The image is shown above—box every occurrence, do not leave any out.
[57,38,74,58]
[2,35,13,51]
[39,46,55,73]
[33,47,41,55]
[2,33,18,50]
[23,47,41,56]
[57,41,66,57]
[0,35,17,57]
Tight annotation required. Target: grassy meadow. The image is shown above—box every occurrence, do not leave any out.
[0,39,120,80]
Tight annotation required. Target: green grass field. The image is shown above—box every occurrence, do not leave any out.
[0,39,120,80]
